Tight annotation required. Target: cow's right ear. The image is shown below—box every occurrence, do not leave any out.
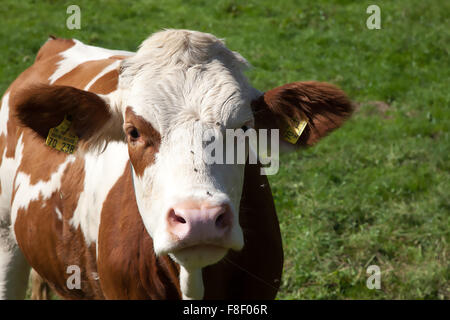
[15,85,124,152]
[251,81,353,149]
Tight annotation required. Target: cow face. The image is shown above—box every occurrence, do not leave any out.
[118,30,259,268]
[15,29,352,274]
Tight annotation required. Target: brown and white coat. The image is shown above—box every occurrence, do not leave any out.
[0,29,352,299]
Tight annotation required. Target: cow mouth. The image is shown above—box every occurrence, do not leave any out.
[168,244,229,268]
[175,244,227,253]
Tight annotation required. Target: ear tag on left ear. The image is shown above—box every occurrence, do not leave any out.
[45,115,79,154]
[282,116,308,144]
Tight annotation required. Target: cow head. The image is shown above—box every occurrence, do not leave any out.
[16,30,352,296]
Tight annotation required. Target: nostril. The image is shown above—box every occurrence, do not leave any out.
[176,215,186,224]
[215,213,228,229]
[169,209,186,224]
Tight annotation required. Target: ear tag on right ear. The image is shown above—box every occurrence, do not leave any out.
[45,115,79,154]
[282,116,308,144]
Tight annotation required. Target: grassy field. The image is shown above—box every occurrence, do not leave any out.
[1,0,448,299]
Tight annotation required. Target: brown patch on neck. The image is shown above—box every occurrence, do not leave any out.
[16,129,69,185]
[98,163,181,299]
[125,107,161,176]
[88,69,119,94]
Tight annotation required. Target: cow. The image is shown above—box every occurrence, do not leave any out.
[0,29,352,300]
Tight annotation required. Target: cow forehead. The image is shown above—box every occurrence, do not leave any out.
[118,29,261,135]
[125,63,255,135]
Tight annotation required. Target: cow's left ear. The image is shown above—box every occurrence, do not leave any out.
[15,85,124,152]
[251,81,353,148]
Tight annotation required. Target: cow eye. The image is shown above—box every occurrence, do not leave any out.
[128,127,140,140]
[241,125,249,132]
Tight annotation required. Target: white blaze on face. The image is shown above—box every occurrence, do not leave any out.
[132,120,246,257]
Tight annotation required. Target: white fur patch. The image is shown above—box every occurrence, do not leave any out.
[49,39,133,84]
[0,236,30,299]
[179,266,204,300]
[69,141,129,245]
[0,134,24,228]
[0,92,13,224]
[54,207,63,220]
[0,92,10,136]
[11,155,75,226]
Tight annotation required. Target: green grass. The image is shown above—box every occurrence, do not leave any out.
[1,0,449,299]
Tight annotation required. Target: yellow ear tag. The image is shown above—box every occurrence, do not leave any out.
[45,115,78,154]
[282,116,308,144]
